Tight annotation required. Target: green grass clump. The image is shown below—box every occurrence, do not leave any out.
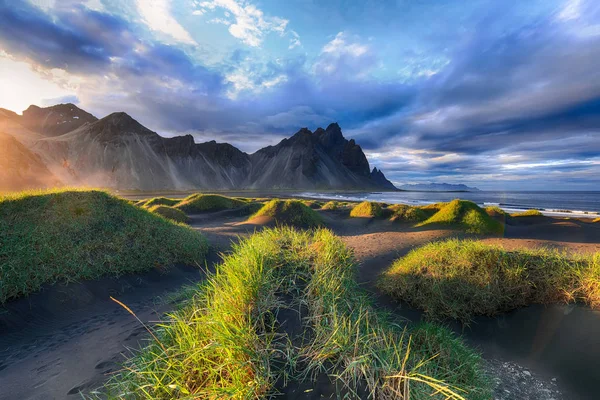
[147,205,189,224]
[379,239,600,322]
[0,189,208,303]
[350,201,384,218]
[510,209,544,217]
[321,200,342,210]
[250,199,323,228]
[484,206,508,217]
[388,204,429,222]
[175,193,246,213]
[302,200,323,209]
[136,197,180,208]
[418,202,447,217]
[95,228,489,399]
[417,199,503,234]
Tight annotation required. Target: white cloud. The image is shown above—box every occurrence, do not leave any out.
[194,0,290,47]
[322,32,369,57]
[136,0,196,45]
[314,32,375,79]
[558,0,581,21]
[288,30,301,49]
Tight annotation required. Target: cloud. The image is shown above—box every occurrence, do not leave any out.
[195,0,289,47]
[314,32,376,80]
[136,0,195,44]
[288,30,301,49]
[2,0,600,189]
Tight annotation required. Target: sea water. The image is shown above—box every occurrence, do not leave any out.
[297,191,600,218]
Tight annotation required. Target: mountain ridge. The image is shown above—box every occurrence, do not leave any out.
[0,104,397,191]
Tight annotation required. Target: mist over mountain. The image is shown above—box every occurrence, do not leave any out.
[0,104,396,191]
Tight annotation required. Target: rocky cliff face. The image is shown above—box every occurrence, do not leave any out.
[1,104,396,191]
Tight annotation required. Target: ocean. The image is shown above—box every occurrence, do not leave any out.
[297,191,600,218]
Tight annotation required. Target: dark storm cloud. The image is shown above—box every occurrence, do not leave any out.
[399,11,600,157]
[0,1,131,73]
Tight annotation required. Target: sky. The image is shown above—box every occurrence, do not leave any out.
[0,0,599,190]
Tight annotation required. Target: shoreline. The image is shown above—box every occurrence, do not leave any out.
[295,191,600,219]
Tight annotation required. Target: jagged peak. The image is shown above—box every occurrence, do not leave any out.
[325,122,342,133]
[93,112,153,135]
[23,102,93,116]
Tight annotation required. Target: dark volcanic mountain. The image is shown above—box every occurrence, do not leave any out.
[0,104,396,191]
[248,123,394,189]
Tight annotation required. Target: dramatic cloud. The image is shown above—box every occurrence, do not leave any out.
[0,0,599,189]
[193,0,289,47]
[136,0,195,44]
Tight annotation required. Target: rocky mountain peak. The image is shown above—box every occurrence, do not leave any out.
[370,167,396,190]
[95,112,152,134]
[20,103,97,137]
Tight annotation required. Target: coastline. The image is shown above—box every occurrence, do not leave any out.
[296,191,600,219]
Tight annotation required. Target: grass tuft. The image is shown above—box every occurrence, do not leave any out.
[417,199,503,234]
[388,204,429,223]
[302,200,324,209]
[510,209,544,217]
[175,193,246,213]
[418,202,448,217]
[321,200,342,210]
[379,239,600,322]
[250,199,323,228]
[136,197,180,208]
[94,228,489,399]
[147,205,189,224]
[484,206,508,218]
[0,189,208,303]
[350,201,384,218]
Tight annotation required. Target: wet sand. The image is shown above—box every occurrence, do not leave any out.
[0,208,598,399]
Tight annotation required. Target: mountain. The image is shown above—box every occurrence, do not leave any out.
[20,103,98,137]
[0,132,62,191]
[247,123,394,189]
[0,104,396,191]
[399,183,480,192]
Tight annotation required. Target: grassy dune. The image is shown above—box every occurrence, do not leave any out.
[510,209,544,217]
[302,199,324,209]
[350,201,384,218]
[95,228,489,399]
[175,193,246,213]
[417,200,503,234]
[419,202,447,216]
[484,206,509,218]
[136,197,179,208]
[389,204,429,222]
[321,200,342,210]
[250,199,323,228]
[0,189,208,303]
[147,205,189,223]
[379,239,600,322]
